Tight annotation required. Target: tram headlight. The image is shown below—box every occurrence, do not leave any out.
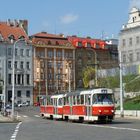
[98,110,102,113]
[111,110,114,113]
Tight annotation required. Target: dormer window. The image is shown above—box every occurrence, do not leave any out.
[48,40,51,45]
[78,42,82,47]
[18,36,25,40]
[56,41,59,45]
[8,34,15,41]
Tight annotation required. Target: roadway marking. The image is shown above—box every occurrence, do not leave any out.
[10,122,22,140]
[79,123,140,132]
[34,115,40,118]
[23,115,28,118]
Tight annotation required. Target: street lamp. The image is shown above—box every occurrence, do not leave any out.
[119,51,124,117]
[11,38,25,119]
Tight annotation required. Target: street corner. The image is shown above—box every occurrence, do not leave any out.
[0,115,21,123]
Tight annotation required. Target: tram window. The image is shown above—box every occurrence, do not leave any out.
[77,95,80,105]
[66,97,69,105]
[73,96,76,105]
[92,94,97,104]
[63,97,66,105]
[85,95,91,105]
[50,98,53,105]
[58,98,63,106]
[80,95,84,104]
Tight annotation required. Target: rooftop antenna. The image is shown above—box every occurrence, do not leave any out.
[101,30,104,40]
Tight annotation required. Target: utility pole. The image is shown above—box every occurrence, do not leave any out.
[119,51,124,117]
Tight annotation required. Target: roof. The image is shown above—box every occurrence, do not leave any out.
[0,21,28,42]
[31,32,74,48]
[32,32,66,39]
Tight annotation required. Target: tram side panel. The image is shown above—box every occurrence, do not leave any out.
[45,105,54,118]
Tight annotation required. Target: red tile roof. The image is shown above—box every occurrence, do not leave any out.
[31,32,72,47]
[32,32,65,39]
[0,22,28,41]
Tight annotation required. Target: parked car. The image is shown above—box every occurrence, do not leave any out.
[18,102,29,107]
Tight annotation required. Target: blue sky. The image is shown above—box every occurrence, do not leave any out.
[0,0,140,39]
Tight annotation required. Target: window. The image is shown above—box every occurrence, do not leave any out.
[129,38,132,46]
[129,53,133,62]
[78,42,82,47]
[20,49,24,56]
[17,74,21,84]
[26,74,30,85]
[8,61,12,69]
[122,54,126,63]
[48,40,51,45]
[8,74,12,84]
[69,52,73,58]
[136,52,140,61]
[15,48,18,56]
[57,62,62,68]
[20,61,24,69]
[15,61,17,69]
[8,48,12,56]
[57,51,62,58]
[48,51,53,58]
[48,61,52,68]
[87,43,91,47]
[26,49,30,57]
[17,91,21,97]
[56,41,59,45]
[26,62,30,69]
[26,91,30,97]
[122,39,126,47]
[136,36,140,44]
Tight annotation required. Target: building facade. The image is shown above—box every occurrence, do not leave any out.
[68,36,118,88]
[0,20,33,105]
[119,7,140,75]
[31,32,75,104]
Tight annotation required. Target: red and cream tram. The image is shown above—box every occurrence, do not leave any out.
[40,88,115,122]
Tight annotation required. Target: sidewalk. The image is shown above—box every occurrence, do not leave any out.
[0,114,21,123]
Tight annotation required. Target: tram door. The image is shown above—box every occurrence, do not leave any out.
[85,94,91,116]
[54,98,57,115]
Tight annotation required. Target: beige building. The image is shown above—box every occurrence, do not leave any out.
[31,32,75,104]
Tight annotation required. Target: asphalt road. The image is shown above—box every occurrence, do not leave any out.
[1,107,140,140]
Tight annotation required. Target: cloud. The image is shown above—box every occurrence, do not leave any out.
[60,13,79,24]
[129,0,140,9]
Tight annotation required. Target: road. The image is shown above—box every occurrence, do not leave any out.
[1,107,140,140]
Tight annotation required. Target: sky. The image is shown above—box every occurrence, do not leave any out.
[0,0,140,39]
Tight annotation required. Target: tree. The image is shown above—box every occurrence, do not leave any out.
[82,66,95,88]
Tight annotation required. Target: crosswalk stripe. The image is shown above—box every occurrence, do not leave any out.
[34,115,40,117]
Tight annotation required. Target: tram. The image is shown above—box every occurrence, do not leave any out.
[40,88,115,122]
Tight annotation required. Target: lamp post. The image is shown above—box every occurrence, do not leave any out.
[11,38,25,119]
[119,51,124,117]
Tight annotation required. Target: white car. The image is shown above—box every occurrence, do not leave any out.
[18,102,29,107]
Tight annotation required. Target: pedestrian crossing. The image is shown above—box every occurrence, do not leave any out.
[17,114,40,118]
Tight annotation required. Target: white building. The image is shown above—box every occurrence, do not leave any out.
[0,20,33,105]
[118,7,140,75]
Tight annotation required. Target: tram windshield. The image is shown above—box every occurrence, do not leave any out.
[92,94,114,105]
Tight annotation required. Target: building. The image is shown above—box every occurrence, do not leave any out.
[119,7,140,75]
[68,36,118,88]
[0,20,33,105]
[31,32,75,104]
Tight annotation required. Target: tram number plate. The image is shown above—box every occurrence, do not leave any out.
[104,110,109,112]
